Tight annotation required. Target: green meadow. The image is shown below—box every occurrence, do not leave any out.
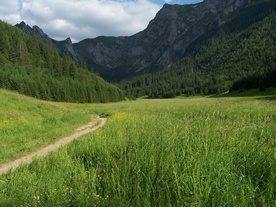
[0,89,276,206]
[0,89,92,164]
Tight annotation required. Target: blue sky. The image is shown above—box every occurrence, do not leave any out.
[0,0,203,42]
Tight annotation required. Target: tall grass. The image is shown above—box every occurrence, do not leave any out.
[0,89,91,164]
[0,95,276,206]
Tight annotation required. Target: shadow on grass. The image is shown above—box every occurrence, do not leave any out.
[256,96,276,101]
[209,87,276,100]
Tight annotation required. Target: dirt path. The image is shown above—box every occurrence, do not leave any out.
[0,116,107,176]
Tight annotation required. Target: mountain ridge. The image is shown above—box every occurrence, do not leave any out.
[16,0,256,81]
[0,20,125,103]
[119,2,276,98]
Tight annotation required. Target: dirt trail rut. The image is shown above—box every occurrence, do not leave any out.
[0,116,107,176]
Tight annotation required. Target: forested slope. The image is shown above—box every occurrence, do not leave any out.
[0,21,124,103]
[119,0,276,98]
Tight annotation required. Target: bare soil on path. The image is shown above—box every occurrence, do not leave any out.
[0,116,107,176]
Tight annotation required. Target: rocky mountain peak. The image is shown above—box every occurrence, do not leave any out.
[65,37,72,44]
[202,0,250,14]
[15,22,80,60]
[16,21,54,46]
[16,0,259,81]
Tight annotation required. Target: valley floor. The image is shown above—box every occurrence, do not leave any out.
[0,116,106,175]
[0,90,276,206]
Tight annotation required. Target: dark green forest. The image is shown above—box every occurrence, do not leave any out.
[0,21,125,103]
[119,1,276,98]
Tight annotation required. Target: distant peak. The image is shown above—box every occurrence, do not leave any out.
[15,21,32,32]
[65,37,72,44]
[32,25,47,36]
[15,21,28,28]
[18,21,26,26]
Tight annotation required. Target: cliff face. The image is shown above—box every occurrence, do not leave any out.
[16,0,251,81]
[15,21,80,61]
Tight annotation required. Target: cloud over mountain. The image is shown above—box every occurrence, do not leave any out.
[0,0,201,42]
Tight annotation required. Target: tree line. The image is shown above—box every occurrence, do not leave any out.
[0,21,125,103]
[230,69,276,92]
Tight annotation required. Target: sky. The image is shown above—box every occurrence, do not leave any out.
[0,0,202,42]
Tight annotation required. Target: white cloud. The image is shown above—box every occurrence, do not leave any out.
[0,0,161,42]
[0,0,202,42]
[0,0,22,23]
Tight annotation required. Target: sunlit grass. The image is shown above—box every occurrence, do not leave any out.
[0,89,276,206]
[0,89,91,164]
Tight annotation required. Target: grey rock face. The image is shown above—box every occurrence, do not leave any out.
[15,21,80,60]
[16,0,251,81]
[72,0,250,80]
[16,21,55,47]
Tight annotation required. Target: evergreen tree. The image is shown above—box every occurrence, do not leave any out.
[0,20,125,103]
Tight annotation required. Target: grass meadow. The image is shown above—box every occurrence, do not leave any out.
[0,89,276,206]
[0,89,92,164]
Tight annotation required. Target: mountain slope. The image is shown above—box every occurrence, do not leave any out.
[0,21,125,103]
[16,0,254,82]
[15,21,81,61]
[118,0,276,98]
[74,0,251,81]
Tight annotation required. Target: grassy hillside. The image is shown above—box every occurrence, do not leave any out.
[0,21,124,103]
[0,89,276,206]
